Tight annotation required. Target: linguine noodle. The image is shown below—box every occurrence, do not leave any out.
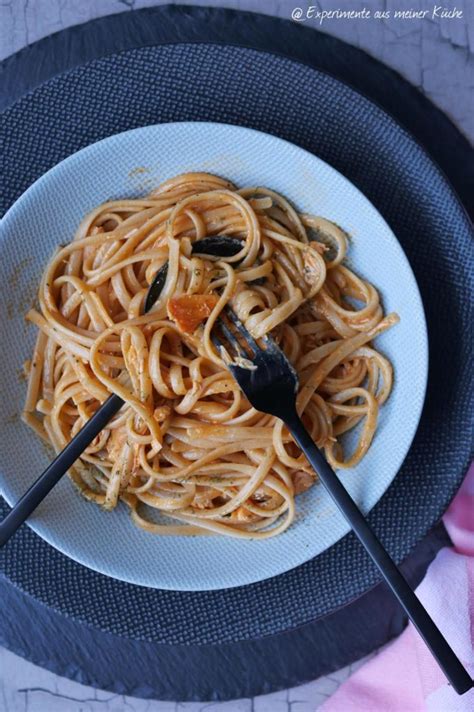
[23,172,398,539]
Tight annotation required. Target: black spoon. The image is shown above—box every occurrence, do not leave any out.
[144,235,245,313]
[0,236,243,547]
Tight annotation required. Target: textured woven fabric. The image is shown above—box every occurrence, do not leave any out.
[0,44,473,645]
[321,464,474,711]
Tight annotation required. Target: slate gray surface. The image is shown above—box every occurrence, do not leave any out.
[0,1,472,710]
[0,0,473,142]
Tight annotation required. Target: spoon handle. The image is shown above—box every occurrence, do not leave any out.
[0,394,124,547]
[0,235,242,546]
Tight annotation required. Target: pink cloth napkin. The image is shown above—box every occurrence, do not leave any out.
[321,463,474,711]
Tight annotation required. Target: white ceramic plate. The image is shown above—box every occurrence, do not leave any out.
[0,123,428,590]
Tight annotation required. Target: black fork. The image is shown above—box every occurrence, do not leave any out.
[213,306,473,695]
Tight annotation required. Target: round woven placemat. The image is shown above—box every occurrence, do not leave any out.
[1,40,472,644]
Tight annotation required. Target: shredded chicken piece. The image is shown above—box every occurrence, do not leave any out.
[230,506,257,522]
[309,240,327,255]
[232,356,257,371]
[252,488,268,502]
[106,429,128,462]
[303,243,325,286]
[193,488,222,510]
[153,405,172,422]
[167,293,219,333]
[291,470,315,494]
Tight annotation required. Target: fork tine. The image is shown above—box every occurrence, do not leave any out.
[218,319,245,357]
[211,331,227,359]
[224,306,259,352]
[262,334,280,352]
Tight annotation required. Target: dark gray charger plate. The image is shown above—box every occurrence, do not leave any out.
[1,6,473,701]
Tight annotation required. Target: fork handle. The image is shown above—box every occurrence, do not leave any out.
[0,393,124,548]
[286,413,473,695]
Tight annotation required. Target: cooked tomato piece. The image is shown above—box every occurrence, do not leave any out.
[167,293,219,334]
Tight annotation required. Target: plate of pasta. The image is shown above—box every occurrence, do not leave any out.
[0,122,427,590]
